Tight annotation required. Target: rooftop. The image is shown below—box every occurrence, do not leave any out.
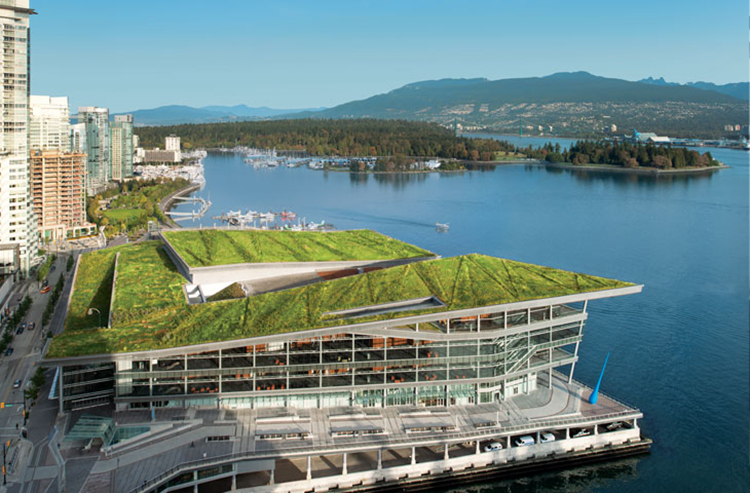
[161,229,434,267]
[48,234,633,359]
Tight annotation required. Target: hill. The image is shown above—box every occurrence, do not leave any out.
[289,72,747,138]
[112,104,326,126]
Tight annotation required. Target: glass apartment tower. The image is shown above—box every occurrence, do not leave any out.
[78,106,109,194]
[0,1,37,275]
[110,114,134,181]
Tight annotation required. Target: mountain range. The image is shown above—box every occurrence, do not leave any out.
[638,77,748,101]
[112,104,326,126]
[122,72,748,138]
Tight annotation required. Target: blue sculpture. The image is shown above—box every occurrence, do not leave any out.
[588,352,610,405]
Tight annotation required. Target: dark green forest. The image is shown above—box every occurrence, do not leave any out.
[135,119,513,161]
[520,140,721,169]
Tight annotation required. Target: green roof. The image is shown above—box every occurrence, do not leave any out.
[48,240,633,359]
[162,229,434,267]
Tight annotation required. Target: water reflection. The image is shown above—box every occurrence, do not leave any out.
[439,456,642,493]
[525,163,717,187]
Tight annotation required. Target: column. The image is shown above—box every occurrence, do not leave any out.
[231,474,237,491]
[536,431,540,443]
[58,366,64,415]
[443,444,449,461]
[307,455,312,480]
[565,428,570,439]
[269,466,275,485]
[475,440,480,455]
[342,452,347,475]
[377,449,383,470]
[506,436,510,449]
[411,446,416,465]
[193,471,199,492]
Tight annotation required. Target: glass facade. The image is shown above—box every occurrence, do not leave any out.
[68,303,587,412]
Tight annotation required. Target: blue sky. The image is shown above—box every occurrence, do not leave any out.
[31,0,748,112]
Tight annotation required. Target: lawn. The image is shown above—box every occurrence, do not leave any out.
[48,239,633,359]
[102,208,146,224]
[161,229,434,267]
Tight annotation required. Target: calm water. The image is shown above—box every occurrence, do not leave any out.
[174,146,749,492]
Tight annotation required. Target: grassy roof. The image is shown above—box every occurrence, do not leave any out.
[48,241,633,359]
[161,229,434,267]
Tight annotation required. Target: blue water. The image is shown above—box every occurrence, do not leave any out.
[174,146,749,491]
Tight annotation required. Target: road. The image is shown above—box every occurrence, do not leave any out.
[0,254,70,457]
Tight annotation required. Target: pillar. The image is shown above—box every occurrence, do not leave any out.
[270,467,275,485]
[443,444,449,461]
[506,436,510,449]
[307,455,312,480]
[594,425,599,435]
[475,440,480,455]
[565,428,570,439]
[536,431,540,443]
[342,452,347,475]
[193,471,199,492]
[411,446,416,465]
[231,474,237,491]
[377,449,383,470]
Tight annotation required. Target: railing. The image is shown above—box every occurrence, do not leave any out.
[130,405,641,493]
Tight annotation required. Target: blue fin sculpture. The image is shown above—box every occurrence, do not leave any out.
[588,352,610,405]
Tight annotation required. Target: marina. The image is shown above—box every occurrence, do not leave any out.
[211,209,333,230]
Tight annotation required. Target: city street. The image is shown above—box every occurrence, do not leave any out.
[0,253,75,490]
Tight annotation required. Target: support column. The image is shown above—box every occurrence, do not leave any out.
[594,425,599,435]
[269,466,275,485]
[475,440,481,455]
[565,428,570,439]
[193,471,199,492]
[342,452,348,475]
[411,446,416,465]
[536,431,540,443]
[231,474,237,491]
[506,436,510,449]
[307,455,312,480]
[443,443,449,461]
[377,449,383,470]
[58,366,64,415]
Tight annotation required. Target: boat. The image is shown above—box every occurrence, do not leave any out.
[436,222,450,230]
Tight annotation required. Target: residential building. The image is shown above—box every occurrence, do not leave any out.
[44,229,648,492]
[110,114,134,181]
[30,150,95,242]
[78,106,110,194]
[0,1,38,276]
[165,134,180,152]
[29,95,70,150]
[144,149,180,163]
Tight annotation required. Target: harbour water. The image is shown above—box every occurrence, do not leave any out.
[172,145,749,491]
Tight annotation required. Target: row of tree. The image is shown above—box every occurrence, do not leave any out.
[135,119,513,161]
[523,141,721,169]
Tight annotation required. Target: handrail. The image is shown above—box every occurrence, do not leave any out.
[129,407,641,493]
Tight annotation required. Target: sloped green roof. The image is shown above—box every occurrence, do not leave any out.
[48,241,633,359]
[162,229,434,267]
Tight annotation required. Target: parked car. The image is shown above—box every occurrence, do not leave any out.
[514,435,535,447]
[4,347,13,356]
[606,422,624,431]
[572,428,591,438]
[42,279,49,287]
[540,432,556,443]
[15,326,23,335]
[50,265,56,272]
[40,286,51,294]
[484,441,503,452]
[28,322,35,331]
[19,322,26,329]
[12,379,21,389]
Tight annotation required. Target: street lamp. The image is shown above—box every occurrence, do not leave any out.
[88,308,102,327]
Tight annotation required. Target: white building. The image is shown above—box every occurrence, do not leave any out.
[0,1,38,275]
[165,135,180,152]
[29,95,70,151]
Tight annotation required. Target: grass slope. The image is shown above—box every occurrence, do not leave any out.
[162,229,433,267]
[49,246,632,358]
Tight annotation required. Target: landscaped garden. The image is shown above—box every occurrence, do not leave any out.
[48,235,633,359]
[161,229,434,267]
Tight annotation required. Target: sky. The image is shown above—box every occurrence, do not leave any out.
[30,0,749,113]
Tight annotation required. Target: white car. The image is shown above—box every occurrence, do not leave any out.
[540,432,556,443]
[573,428,591,438]
[484,441,503,452]
[606,421,624,431]
[514,435,535,447]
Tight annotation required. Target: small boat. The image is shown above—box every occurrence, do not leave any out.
[436,222,450,230]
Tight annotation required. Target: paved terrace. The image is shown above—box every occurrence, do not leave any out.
[54,372,643,493]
